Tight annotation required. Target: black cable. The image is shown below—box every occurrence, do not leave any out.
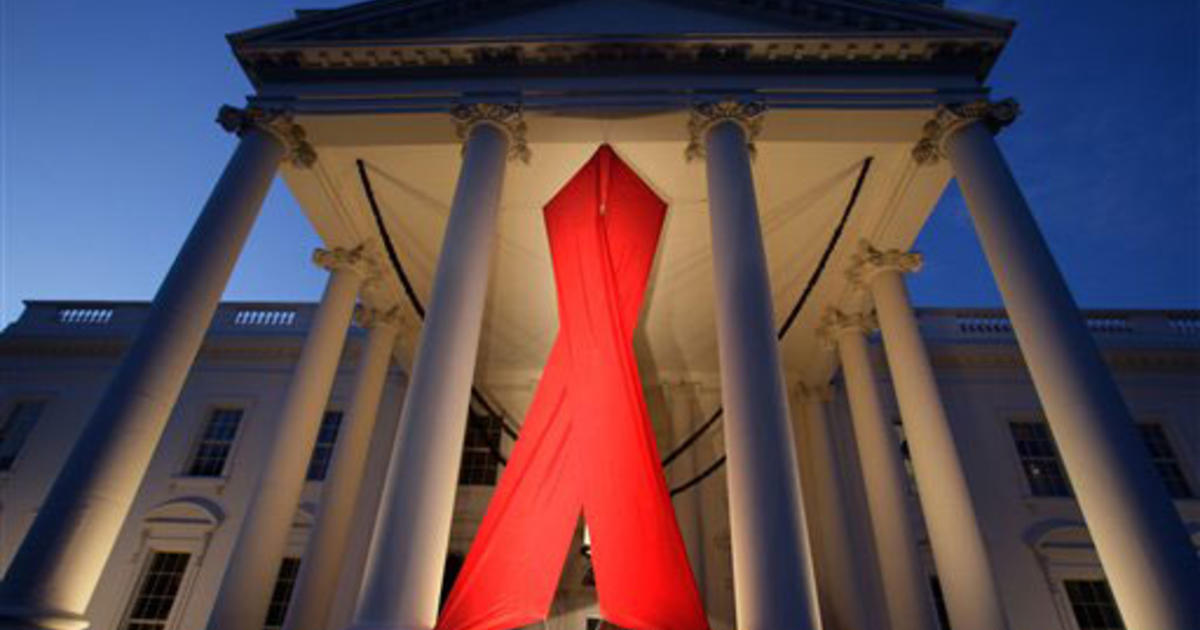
[665,157,873,495]
[670,456,726,497]
[357,158,516,464]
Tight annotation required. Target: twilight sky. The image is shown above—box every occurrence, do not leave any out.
[1,0,1196,326]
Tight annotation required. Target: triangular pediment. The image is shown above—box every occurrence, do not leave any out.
[231,0,1011,46]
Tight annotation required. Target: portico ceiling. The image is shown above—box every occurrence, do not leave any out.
[235,0,1009,414]
[280,107,952,395]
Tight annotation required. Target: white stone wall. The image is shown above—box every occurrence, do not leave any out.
[1,302,1196,630]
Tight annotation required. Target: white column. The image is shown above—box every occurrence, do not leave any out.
[916,100,1200,629]
[664,381,707,597]
[849,243,1009,630]
[285,304,408,630]
[0,106,310,630]
[791,383,880,630]
[817,311,935,630]
[348,104,521,630]
[693,101,821,630]
[207,245,377,630]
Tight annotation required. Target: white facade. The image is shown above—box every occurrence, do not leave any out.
[2,1,1199,629]
[1,301,1196,630]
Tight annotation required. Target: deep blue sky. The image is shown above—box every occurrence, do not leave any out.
[1,1,1196,326]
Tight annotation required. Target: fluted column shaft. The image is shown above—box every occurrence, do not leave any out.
[285,307,404,630]
[792,384,877,630]
[698,104,821,630]
[0,107,303,630]
[207,246,373,630]
[349,109,514,630]
[929,103,1200,629]
[857,252,1009,630]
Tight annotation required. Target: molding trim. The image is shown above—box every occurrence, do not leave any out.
[912,98,1019,165]
[451,102,530,163]
[216,105,317,168]
[686,99,766,161]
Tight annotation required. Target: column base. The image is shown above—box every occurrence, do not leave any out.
[345,625,430,630]
[0,606,89,630]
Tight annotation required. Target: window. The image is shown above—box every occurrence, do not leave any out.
[306,411,343,481]
[0,400,45,471]
[1064,579,1125,630]
[263,557,301,630]
[929,576,951,630]
[185,408,243,477]
[1138,424,1193,499]
[1009,421,1073,497]
[122,551,191,630]
[459,410,503,486]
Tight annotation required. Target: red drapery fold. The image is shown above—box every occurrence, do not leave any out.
[435,146,709,630]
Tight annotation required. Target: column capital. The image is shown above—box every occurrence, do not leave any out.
[353,303,415,334]
[846,240,923,289]
[793,382,833,403]
[451,102,531,163]
[312,242,383,280]
[685,99,766,161]
[217,105,317,168]
[816,307,878,349]
[912,98,1020,166]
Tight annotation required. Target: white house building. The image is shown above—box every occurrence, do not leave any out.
[1,1,1198,630]
[1,302,1197,630]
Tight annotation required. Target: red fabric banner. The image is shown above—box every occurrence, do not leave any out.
[436,146,709,630]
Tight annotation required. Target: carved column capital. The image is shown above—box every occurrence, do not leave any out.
[312,242,383,280]
[451,103,530,163]
[793,382,833,403]
[354,303,415,333]
[816,307,878,349]
[686,99,766,161]
[912,98,1019,166]
[846,240,923,289]
[217,105,317,168]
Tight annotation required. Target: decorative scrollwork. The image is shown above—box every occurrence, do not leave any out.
[312,242,382,280]
[816,307,878,349]
[216,105,317,168]
[912,98,1019,166]
[450,103,531,163]
[846,240,923,288]
[686,99,766,161]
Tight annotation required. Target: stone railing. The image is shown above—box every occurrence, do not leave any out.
[3,301,319,337]
[917,308,1200,345]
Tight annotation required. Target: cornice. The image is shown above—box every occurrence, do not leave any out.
[233,34,1004,88]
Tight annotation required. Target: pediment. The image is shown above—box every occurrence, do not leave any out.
[231,0,1011,46]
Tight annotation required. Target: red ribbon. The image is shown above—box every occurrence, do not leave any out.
[436,146,709,630]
